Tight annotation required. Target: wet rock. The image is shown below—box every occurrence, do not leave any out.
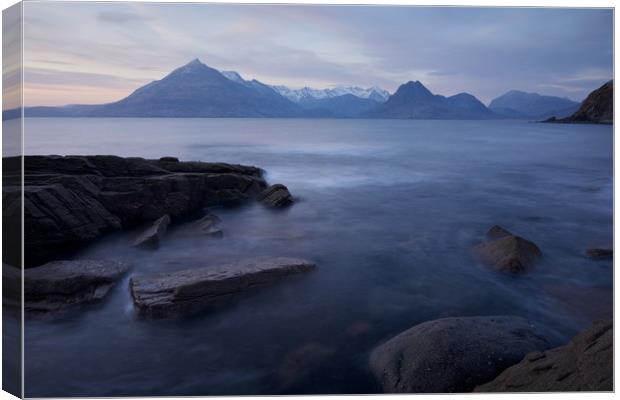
[473,226,542,273]
[130,257,316,317]
[196,213,223,237]
[486,225,513,239]
[24,260,130,312]
[258,184,294,208]
[369,316,550,393]
[475,320,612,392]
[279,343,336,388]
[586,248,613,260]
[132,215,171,248]
[10,155,266,267]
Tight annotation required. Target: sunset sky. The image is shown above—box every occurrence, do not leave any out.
[21,3,613,106]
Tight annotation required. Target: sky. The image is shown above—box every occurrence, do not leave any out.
[21,3,613,107]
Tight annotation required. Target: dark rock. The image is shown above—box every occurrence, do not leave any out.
[132,215,171,248]
[473,227,542,273]
[130,257,316,317]
[558,80,613,124]
[8,155,267,267]
[475,320,612,392]
[586,248,613,260]
[159,156,179,162]
[258,184,294,208]
[24,260,129,312]
[486,225,513,239]
[369,316,550,393]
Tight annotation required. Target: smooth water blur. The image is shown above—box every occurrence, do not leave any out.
[23,118,613,396]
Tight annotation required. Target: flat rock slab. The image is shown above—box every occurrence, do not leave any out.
[586,248,613,260]
[130,257,316,317]
[473,226,542,273]
[369,316,550,393]
[25,260,130,312]
[475,320,612,392]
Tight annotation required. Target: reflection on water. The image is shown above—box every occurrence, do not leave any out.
[24,118,612,396]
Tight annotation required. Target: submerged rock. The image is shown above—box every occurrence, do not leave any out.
[130,257,316,317]
[585,248,613,260]
[258,184,294,208]
[369,316,550,393]
[473,226,541,273]
[24,260,130,312]
[196,213,223,237]
[279,343,336,388]
[475,320,612,392]
[132,215,171,248]
[9,155,267,267]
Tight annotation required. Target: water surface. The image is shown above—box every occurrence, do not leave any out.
[23,118,613,396]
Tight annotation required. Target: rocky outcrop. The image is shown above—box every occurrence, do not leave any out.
[586,248,613,260]
[24,260,130,312]
[3,155,267,267]
[473,226,542,273]
[369,316,550,393]
[557,81,613,124]
[130,257,316,317]
[196,213,223,237]
[258,184,294,208]
[475,320,612,392]
[132,215,171,248]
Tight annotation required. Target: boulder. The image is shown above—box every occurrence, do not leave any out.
[369,316,550,393]
[7,155,267,267]
[130,257,316,317]
[258,184,294,208]
[24,260,130,312]
[132,215,171,248]
[585,248,613,260]
[473,226,541,273]
[475,320,612,392]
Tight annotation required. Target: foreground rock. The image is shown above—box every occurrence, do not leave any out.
[130,257,316,317]
[132,215,171,248]
[475,320,612,392]
[369,316,550,393]
[3,155,267,266]
[473,226,542,273]
[586,248,613,260]
[24,260,130,312]
[258,184,294,208]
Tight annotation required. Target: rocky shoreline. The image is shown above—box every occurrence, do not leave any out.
[13,154,613,393]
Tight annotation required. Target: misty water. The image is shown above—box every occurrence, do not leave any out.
[22,118,612,396]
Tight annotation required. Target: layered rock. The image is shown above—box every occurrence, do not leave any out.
[130,257,316,317]
[473,226,542,273]
[24,260,130,312]
[369,316,550,393]
[258,184,294,208]
[4,155,267,266]
[475,320,612,392]
[132,215,171,248]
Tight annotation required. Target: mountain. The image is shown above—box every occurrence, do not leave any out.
[295,94,381,117]
[489,90,580,119]
[365,81,495,119]
[555,80,613,124]
[24,59,303,118]
[271,85,390,103]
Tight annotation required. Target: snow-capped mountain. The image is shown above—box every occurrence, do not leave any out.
[271,85,390,103]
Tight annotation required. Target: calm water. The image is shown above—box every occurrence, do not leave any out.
[22,118,613,396]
